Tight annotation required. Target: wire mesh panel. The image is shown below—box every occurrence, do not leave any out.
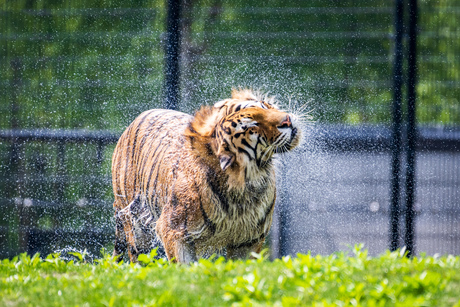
[0,1,166,131]
[417,3,460,125]
[0,131,118,258]
[178,1,394,123]
[416,136,460,255]
[0,1,164,257]
[275,127,460,257]
[414,2,460,255]
[281,148,392,256]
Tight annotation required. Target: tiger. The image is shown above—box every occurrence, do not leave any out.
[111,89,303,263]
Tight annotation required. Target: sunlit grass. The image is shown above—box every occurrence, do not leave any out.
[1,245,459,306]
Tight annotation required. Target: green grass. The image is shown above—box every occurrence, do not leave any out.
[1,246,460,307]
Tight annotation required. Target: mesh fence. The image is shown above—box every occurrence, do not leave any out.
[0,0,459,258]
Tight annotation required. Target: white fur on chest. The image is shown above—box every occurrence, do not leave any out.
[198,184,275,252]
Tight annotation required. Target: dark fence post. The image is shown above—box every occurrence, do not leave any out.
[404,0,418,257]
[53,140,66,233]
[164,0,182,110]
[389,0,404,252]
[278,159,289,257]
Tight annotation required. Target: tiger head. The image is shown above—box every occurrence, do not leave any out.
[186,89,303,188]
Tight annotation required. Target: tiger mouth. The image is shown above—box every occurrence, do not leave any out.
[290,127,298,143]
[273,127,299,153]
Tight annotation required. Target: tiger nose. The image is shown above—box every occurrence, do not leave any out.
[278,115,292,129]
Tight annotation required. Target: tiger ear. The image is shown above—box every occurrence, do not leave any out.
[185,106,217,138]
[219,154,235,171]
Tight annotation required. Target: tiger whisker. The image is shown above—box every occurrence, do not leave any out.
[295,102,313,114]
[271,136,284,148]
[292,98,313,113]
[261,143,275,163]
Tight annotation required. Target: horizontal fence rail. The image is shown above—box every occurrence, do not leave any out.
[1,126,459,149]
[308,125,460,152]
[0,129,119,144]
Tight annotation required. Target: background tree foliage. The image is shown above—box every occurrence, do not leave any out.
[1,0,459,131]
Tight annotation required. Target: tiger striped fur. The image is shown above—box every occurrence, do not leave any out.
[111,89,302,263]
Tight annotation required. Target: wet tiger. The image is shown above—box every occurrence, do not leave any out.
[111,89,303,263]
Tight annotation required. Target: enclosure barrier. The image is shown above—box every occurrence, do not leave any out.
[1,0,459,258]
[0,129,118,257]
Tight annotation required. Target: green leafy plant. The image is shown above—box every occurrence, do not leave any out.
[1,246,459,306]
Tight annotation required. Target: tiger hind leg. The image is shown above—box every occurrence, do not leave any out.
[116,196,164,262]
[113,208,128,262]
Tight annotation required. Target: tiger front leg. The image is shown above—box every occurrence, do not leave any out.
[155,214,197,264]
[226,240,264,260]
[175,240,197,264]
[159,233,197,264]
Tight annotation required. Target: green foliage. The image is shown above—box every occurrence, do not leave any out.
[1,247,460,306]
[1,0,166,130]
[1,0,459,266]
